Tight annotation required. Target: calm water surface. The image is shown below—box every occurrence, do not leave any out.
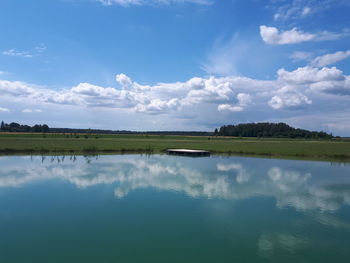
[0,154,350,262]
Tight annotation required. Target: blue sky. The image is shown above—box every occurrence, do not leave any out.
[1,0,350,135]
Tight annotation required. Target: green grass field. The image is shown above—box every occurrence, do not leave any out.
[1,132,350,161]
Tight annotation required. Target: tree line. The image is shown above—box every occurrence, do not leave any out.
[1,121,49,133]
[214,122,333,139]
[0,121,212,136]
[0,120,333,138]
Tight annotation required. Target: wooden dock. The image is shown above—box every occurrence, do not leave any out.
[166,149,210,157]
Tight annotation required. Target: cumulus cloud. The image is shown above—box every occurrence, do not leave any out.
[1,64,350,120]
[116,73,133,88]
[260,26,315,45]
[268,86,312,110]
[1,64,350,135]
[0,74,260,114]
[277,66,344,85]
[113,75,269,114]
[311,50,350,67]
[0,80,38,97]
[218,93,252,112]
[309,76,350,95]
[277,66,350,96]
[260,26,348,45]
[217,104,242,112]
[0,77,230,113]
[97,0,212,7]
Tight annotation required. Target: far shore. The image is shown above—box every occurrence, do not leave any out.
[0,133,350,162]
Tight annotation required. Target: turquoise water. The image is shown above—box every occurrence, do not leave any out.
[0,154,350,262]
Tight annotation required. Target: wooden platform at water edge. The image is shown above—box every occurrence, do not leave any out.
[166,149,211,157]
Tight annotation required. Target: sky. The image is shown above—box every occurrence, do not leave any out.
[0,0,350,135]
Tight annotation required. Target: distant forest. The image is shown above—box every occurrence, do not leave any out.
[215,122,333,139]
[0,121,334,138]
[0,121,211,136]
[1,121,49,133]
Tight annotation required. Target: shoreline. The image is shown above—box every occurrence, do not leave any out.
[1,133,350,163]
[0,149,349,163]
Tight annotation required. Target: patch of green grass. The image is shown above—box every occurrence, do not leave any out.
[0,133,349,161]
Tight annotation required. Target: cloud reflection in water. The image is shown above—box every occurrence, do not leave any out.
[0,155,349,212]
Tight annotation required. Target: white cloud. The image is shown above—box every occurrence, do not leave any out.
[268,86,312,110]
[116,73,133,88]
[217,104,243,112]
[277,66,344,85]
[272,0,314,21]
[1,64,350,133]
[0,80,43,97]
[277,66,350,95]
[218,93,252,112]
[2,49,34,58]
[22,109,42,113]
[311,50,350,67]
[260,26,349,45]
[309,76,350,95]
[0,107,10,112]
[1,66,349,115]
[97,0,212,7]
[260,25,315,45]
[292,50,350,67]
[271,0,350,21]
[0,74,269,118]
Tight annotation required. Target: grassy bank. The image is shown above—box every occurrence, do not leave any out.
[0,133,350,161]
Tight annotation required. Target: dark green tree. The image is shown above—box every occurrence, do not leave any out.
[42,124,49,133]
[217,122,332,139]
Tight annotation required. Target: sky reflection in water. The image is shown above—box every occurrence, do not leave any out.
[0,155,350,262]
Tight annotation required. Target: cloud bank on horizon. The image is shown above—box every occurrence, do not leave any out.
[0,0,350,135]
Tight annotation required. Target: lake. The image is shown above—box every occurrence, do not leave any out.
[0,154,350,262]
